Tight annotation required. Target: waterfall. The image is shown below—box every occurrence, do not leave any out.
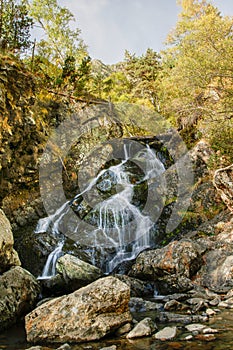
[36,142,165,276]
[38,241,64,279]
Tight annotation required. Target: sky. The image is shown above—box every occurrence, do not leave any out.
[58,0,233,64]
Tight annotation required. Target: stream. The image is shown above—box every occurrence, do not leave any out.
[1,309,233,349]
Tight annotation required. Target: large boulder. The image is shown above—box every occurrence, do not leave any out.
[214,164,233,212]
[195,249,233,293]
[55,254,103,291]
[0,266,40,331]
[0,209,20,273]
[129,239,204,294]
[25,276,132,343]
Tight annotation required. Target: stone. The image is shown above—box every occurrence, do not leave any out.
[184,335,193,341]
[206,308,216,316]
[0,266,40,331]
[100,346,117,350]
[129,239,203,294]
[154,326,177,341]
[164,299,188,312]
[56,254,103,290]
[213,164,233,212]
[0,209,21,273]
[126,317,156,339]
[115,274,154,297]
[25,276,132,343]
[56,344,71,350]
[196,249,233,293]
[219,298,233,309]
[202,327,218,334]
[185,324,206,333]
[129,297,163,312]
[115,322,132,336]
[158,312,208,324]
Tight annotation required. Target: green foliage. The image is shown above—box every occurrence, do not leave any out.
[159,0,233,163]
[0,0,33,53]
[124,48,161,109]
[28,0,87,67]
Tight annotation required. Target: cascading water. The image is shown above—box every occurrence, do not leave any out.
[35,142,166,276]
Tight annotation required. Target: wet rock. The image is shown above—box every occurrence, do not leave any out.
[0,209,20,273]
[129,297,163,313]
[0,266,40,331]
[126,317,156,339]
[154,326,177,341]
[114,274,154,297]
[56,254,103,290]
[25,276,132,343]
[214,164,233,212]
[129,239,203,294]
[185,323,205,333]
[158,312,208,324]
[164,299,189,312]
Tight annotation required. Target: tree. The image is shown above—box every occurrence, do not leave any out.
[159,0,233,161]
[28,0,87,68]
[0,0,33,52]
[124,48,161,109]
[160,0,233,124]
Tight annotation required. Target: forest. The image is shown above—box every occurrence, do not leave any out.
[0,0,232,167]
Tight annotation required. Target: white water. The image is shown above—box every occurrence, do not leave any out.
[38,241,64,279]
[36,143,165,276]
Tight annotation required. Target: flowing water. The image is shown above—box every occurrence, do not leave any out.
[2,310,233,349]
[35,142,166,276]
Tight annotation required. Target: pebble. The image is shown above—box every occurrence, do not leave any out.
[126,317,156,339]
[202,327,219,334]
[185,323,205,332]
[184,335,193,341]
[154,326,177,341]
[99,346,117,350]
[206,308,216,316]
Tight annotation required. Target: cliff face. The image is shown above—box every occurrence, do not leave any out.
[0,55,69,227]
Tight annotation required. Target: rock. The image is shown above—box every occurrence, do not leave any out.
[154,326,177,341]
[196,249,233,293]
[56,254,103,291]
[129,297,163,313]
[202,327,218,334]
[25,347,43,350]
[25,276,132,343]
[0,266,40,331]
[206,308,216,316]
[0,209,21,273]
[185,324,206,333]
[214,164,233,212]
[164,299,188,312]
[219,297,233,309]
[159,313,208,324]
[126,317,156,339]
[56,344,71,350]
[129,239,203,294]
[100,346,117,350]
[114,274,154,297]
[184,335,193,341]
[115,322,132,336]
